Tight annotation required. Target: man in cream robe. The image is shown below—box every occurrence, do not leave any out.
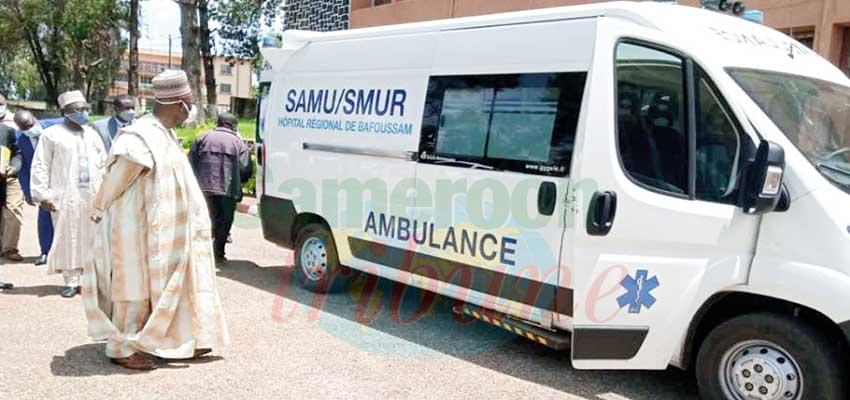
[83,70,229,370]
[31,90,106,298]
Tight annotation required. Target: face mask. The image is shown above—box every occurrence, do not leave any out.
[117,109,136,124]
[156,99,197,125]
[182,103,198,125]
[0,105,6,117]
[23,125,43,139]
[66,111,90,126]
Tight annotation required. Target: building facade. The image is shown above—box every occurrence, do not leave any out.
[283,0,850,76]
[110,49,253,112]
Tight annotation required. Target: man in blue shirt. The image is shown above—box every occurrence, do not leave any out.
[13,110,62,266]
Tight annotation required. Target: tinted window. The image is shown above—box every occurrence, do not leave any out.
[420,72,586,177]
[488,81,561,162]
[616,43,688,195]
[436,88,492,158]
[695,68,741,203]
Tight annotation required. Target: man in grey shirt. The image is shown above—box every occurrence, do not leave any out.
[189,113,252,263]
[93,95,137,152]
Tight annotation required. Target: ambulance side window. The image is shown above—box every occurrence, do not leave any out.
[616,43,688,195]
[435,87,492,158]
[616,42,744,203]
[420,72,587,177]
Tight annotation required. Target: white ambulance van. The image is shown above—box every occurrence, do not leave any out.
[259,2,850,398]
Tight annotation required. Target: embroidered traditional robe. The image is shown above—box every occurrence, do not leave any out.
[82,115,229,359]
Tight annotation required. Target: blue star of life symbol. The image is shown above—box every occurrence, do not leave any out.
[617,269,660,314]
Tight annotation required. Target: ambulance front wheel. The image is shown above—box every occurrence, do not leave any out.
[293,223,354,293]
[696,313,847,400]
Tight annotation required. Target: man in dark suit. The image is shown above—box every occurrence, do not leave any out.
[93,95,136,152]
[1,119,22,287]
[13,110,62,265]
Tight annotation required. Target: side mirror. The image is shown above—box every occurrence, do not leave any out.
[742,140,785,214]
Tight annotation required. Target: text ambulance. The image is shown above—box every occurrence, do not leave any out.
[258,2,850,398]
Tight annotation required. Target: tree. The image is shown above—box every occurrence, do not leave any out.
[64,0,128,107]
[0,3,42,99]
[128,0,141,100]
[211,0,283,70]
[176,0,205,123]
[0,0,128,107]
[7,0,66,105]
[198,0,217,119]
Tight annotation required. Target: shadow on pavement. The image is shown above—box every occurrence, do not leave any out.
[217,259,698,400]
[0,284,64,297]
[0,256,38,265]
[51,343,150,377]
[51,344,226,377]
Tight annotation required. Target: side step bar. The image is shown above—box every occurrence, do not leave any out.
[453,304,571,351]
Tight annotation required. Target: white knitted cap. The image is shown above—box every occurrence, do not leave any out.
[58,90,87,108]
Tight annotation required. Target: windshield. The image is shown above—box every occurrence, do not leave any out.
[729,68,850,193]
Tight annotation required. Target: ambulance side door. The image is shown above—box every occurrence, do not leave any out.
[409,19,597,324]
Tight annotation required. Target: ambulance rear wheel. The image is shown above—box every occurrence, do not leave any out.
[294,223,352,293]
[696,313,846,400]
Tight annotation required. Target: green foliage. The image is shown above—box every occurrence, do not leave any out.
[0,47,44,99]
[0,0,128,103]
[210,0,284,70]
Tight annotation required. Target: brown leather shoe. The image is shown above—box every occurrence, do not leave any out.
[4,251,23,262]
[193,348,212,358]
[110,353,158,370]
[156,348,213,362]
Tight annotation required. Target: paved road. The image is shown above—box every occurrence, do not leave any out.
[0,204,699,399]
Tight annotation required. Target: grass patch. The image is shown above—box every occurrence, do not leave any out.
[176,118,256,148]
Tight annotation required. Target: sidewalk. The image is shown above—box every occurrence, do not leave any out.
[236,195,258,216]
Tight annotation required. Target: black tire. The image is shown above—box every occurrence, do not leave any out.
[696,313,847,400]
[293,223,354,293]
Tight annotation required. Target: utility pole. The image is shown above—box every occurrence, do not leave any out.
[168,34,173,68]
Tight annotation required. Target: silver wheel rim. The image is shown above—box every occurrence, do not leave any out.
[300,237,328,282]
[719,340,803,400]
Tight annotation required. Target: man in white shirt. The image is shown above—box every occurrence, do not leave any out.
[30,90,106,298]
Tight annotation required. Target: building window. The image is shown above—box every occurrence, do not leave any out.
[221,63,233,76]
[373,0,391,6]
[779,27,815,49]
[220,83,232,94]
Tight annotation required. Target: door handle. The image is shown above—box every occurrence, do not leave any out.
[537,181,557,216]
[256,143,264,166]
[586,191,617,236]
